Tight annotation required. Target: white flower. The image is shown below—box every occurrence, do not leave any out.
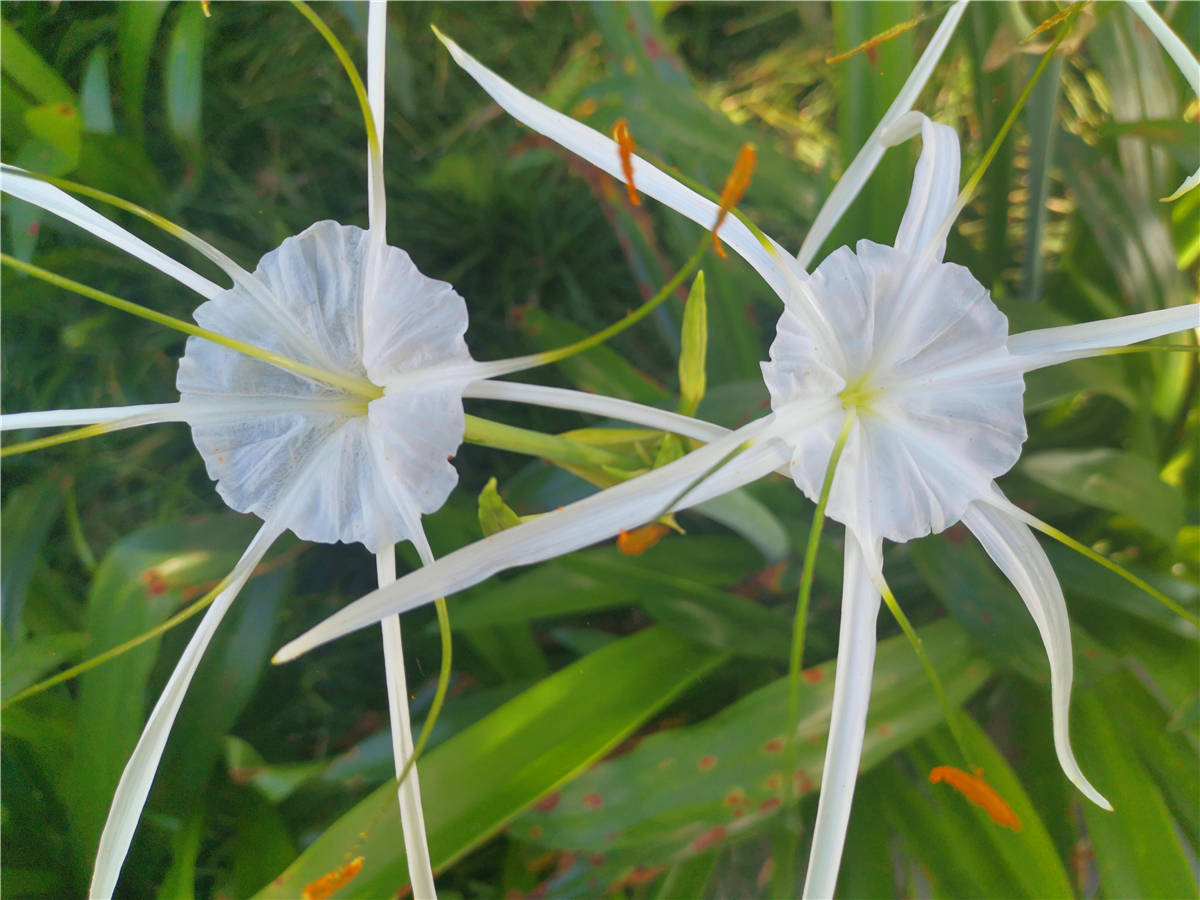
[1,5,731,898]
[275,20,1199,899]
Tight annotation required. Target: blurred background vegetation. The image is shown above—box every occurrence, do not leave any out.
[2,2,1197,898]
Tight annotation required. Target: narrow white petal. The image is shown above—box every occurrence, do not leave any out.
[377,548,437,900]
[463,379,731,444]
[1,169,223,300]
[1008,304,1200,370]
[964,495,1111,810]
[885,112,961,264]
[802,531,883,900]
[1,402,186,432]
[433,28,789,299]
[796,0,969,270]
[274,412,806,662]
[1124,0,1199,200]
[366,0,387,237]
[89,522,281,899]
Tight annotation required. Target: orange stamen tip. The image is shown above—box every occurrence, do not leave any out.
[611,117,641,206]
[929,766,1022,831]
[710,143,757,251]
[617,522,671,556]
[302,857,365,900]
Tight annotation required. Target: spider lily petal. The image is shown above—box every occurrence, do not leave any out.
[797,0,968,268]
[802,532,883,899]
[1,403,186,432]
[1,169,223,299]
[431,27,790,299]
[884,112,960,263]
[1123,0,1200,201]
[274,402,841,662]
[1007,304,1200,370]
[90,519,283,900]
[964,493,1111,810]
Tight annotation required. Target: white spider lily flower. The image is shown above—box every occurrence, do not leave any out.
[274,40,1199,896]
[1,6,727,898]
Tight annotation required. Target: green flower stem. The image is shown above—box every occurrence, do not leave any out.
[1022,513,1199,628]
[0,253,381,400]
[394,597,453,790]
[2,574,232,709]
[2,420,126,458]
[774,410,854,898]
[289,0,381,173]
[877,572,977,769]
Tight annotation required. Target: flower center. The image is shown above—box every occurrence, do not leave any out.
[837,373,881,414]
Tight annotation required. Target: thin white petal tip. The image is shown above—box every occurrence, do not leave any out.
[1162,168,1200,202]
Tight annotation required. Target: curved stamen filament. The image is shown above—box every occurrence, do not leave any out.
[1,254,382,401]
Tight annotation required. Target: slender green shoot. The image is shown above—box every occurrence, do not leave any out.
[877,572,977,768]
[1,254,381,401]
[952,7,1078,219]
[1022,513,1199,627]
[290,1,381,170]
[394,598,453,789]
[3,420,128,459]
[2,575,231,709]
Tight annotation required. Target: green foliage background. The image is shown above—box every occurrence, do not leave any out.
[2,2,1197,898]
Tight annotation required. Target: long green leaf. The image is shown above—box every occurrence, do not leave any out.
[255,627,728,899]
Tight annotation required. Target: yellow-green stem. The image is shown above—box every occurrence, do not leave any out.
[289,1,381,172]
[2,574,232,709]
[394,597,453,789]
[1,254,380,400]
[1024,514,1199,627]
[877,573,977,768]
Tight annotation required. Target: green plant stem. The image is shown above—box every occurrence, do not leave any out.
[394,598,453,789]
[877,573,977,768]
[1,254,380,400]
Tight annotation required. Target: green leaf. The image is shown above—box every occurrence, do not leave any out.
[450,537,763,629]
[23,101,82,171]
[509,619,990,895]
[79,46,115,134]
[118,0,169,145]
[0,19,75,105]
[154,566,288,813]
[477,477,521,537]
[164,3,205,151]
[254,628,728,898]
[1,475,65,638]
[517,306,671,405]
[1075,689,1196,899]
[916,718,1073,899]
[1022,448,1185,543]
[1,632,91,702]
[63,514,260,875]
[677,271,707,416]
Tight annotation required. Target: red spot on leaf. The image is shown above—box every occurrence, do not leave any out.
[535,792,560,812]
[689,825,726,853]
[877,723,892,737]
[724,788,747,807]
[141,569,168,595]
[27,221,39,237]
[698,755,717,771]
[803,667,823,684]
[528,824,543,839]
[759,797,782,813]
[582,792,603,809]
[587,852,606,866]
[763,737,785,754]
[763,771,783,791]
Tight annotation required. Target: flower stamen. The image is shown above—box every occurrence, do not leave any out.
[712,143,757,258]
[301,856,365,900]
[611,118,641,206]
[929,766,1022,831]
